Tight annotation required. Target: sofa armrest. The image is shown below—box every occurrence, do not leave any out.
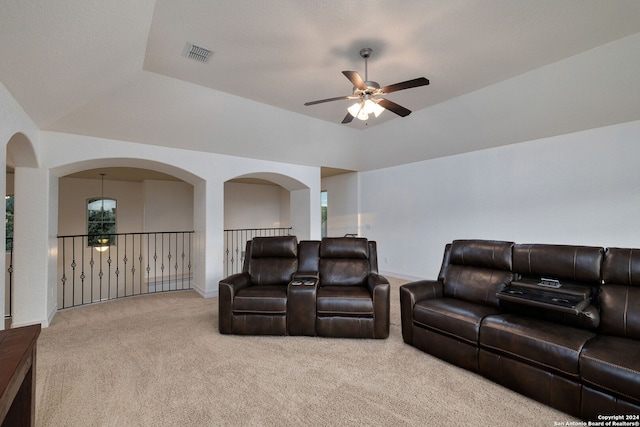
[368,274,391,339]
[399,280,444,345]
[218,273,251,334]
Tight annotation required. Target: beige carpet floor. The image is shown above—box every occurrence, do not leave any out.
[36,278,573,426]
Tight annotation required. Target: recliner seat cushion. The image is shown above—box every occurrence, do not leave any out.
[480,314,596,379]
[580,335,640,405]
[316,286,373,317]
[233,286,287,314]
[413,298,502,345]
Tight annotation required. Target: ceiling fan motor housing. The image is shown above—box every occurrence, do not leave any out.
[359,47,372,59]
[355,81,381,98]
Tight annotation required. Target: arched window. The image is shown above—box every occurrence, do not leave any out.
[87,197,117,248]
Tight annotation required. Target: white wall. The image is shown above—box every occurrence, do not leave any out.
[224,181,289,229]
[143,180,194,232]
[12,167,57,327]
[358,120,640,280]
[321,172,359,237]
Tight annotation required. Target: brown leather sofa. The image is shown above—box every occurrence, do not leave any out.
[400,239,640,419]
[219,236,390,339]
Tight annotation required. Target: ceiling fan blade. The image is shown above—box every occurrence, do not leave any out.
[377,98,412,117]
[342,71,367,90]
[304,96,352,106]
[381,77,429,94]
[341,112,354,124]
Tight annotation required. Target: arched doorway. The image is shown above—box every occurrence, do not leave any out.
[223,172,312,276]
[5,132,39,328]
[55,166,197,310]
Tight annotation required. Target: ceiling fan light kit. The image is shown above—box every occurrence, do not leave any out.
[348,98,385,121]
[305,47,429,124]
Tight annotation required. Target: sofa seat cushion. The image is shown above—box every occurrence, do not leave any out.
[480,314,596,379]
[413,298,502,345]
[317,286,373,317]
[233,286,287,314]
[580,335,640,405]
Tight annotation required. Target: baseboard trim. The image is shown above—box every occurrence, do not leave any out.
[193,282,218,298]
[379,271,425,282]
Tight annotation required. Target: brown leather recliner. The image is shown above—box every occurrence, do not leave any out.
[218,236,298,335]
[315,237,390,339]
[580,247,640,418]
[219,236,390,339]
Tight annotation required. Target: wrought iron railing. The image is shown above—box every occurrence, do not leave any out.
[57,231,194,310]
[224,227,292,277]
[4,237,13,319]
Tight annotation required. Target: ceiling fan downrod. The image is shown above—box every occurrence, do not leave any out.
[360,47,372,81]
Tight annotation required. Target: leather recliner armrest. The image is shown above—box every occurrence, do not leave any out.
[399,280,444,344]
[218,273,252,334]
[367,274,391,339]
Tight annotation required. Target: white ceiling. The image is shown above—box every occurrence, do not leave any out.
[1,0,640,172]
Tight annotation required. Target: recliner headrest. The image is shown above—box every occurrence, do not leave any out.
[513,243,603,283]
[251,236,298,258]
[320,237,368,259]
[603,247,640,286]
[450,240,514,271]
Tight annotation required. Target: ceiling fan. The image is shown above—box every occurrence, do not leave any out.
[304,48,430,124]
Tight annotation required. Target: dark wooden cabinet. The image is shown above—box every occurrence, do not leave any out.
[0,324,41,427]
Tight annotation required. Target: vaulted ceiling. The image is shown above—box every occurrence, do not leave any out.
[1,1,640,172]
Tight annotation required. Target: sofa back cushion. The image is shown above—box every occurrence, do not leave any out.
[443,240,515,307]
[248,236,298,286]
[599,247,640,339]
[319,237,370,287]
[512,244,604,284]
[296,240,320,277]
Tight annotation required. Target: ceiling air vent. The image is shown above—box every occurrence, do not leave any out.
[183,42,211,63]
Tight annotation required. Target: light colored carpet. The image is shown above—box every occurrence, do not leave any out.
[36,278,572,426]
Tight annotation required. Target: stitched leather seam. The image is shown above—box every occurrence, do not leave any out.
[582,377,638,403]
[317,311,373,316]
[487,324,585,354]
[233,310,286,314]
[582,353,640,376]
[414,323,476,346]
[624,287,629,336]
[480,343,578,377]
